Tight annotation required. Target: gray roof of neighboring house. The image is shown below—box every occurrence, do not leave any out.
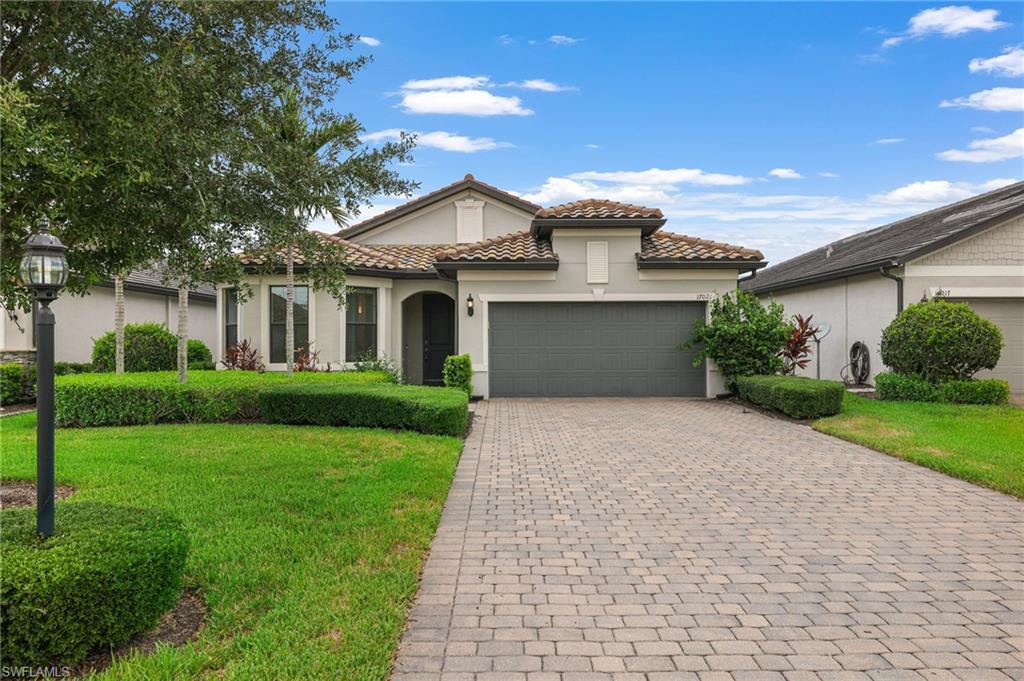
[100,263,217,300]
[743,181,1024,294]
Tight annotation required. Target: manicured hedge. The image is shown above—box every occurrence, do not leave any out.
[736,374,845,419]
[877,372,1009,405]
[0,502,188,667]
[938,378,1010,405]
[875,372,938,402]
[1,362,28,405]
[260,383,469,436]
[442,354,473,395]
[55,370,394,427]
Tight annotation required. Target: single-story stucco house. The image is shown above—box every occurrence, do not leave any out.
[1,263,217,365]
[228,174,766,397]
[742,181,1024,393]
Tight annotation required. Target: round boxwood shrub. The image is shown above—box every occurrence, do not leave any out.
[0,502,189,667]
[92,323,211,373]
[880,300,1003,384]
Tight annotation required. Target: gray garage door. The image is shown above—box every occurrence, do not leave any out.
[955,298,1024,393]
[489,302,705,396]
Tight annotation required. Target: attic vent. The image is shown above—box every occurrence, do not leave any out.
[587,241,609,284]
[825,245,834,258]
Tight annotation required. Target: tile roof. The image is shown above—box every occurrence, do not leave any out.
[639,232,764,263]
[435,231,556,263]
[745,181,1024,294]
[337,174,541,239]
[536,199,664,220]
[120,262,216,298]
[367,243,446,272]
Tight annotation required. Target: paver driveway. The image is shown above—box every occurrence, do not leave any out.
[393,398,1024,681]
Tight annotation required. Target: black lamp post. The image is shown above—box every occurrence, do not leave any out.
[19,218,69,537]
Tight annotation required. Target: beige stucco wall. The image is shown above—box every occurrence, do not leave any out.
[455,230,739,398]
[2,286,216,364]
[760,272,899,384]
[350,189,533,245]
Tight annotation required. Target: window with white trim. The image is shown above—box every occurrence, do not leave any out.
[345,287,377,361]
[269,285,308,363]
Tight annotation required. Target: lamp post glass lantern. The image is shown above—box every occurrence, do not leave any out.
[19,219,69,537]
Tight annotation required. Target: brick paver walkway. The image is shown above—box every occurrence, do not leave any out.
[393,398,1024,681]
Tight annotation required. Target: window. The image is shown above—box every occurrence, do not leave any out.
[345,287,377,362]
[269,285,308,364]
[224,288,238,352]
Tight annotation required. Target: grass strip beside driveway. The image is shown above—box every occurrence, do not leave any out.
[814,393,1024,498]
[0,413,461,679]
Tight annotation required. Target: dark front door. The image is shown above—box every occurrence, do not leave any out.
[422,294,455,385]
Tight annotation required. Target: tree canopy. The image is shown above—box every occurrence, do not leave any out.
[1,0,411,313]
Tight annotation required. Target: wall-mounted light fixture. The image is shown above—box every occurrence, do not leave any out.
[466,293,475,317]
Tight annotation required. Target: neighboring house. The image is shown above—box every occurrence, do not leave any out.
[743,181,1024,392]
[1,263,217,364]
[229,174,766,397]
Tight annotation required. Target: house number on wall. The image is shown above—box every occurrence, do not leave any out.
[696,293,713,301]
[933,288,951,298]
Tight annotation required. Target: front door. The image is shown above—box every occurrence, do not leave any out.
[422,294,455,385]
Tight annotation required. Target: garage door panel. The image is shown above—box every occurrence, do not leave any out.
[955,298,1024,393]
[489,302,705,397]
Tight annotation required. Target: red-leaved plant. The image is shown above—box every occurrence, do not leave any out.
[294,342,331,372]
[221,339,266,372]
[779,314,819,375]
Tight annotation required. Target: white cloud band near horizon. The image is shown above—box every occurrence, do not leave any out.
[362,128,513,153]
[938,128,1024,163]
[940,87,1024,112]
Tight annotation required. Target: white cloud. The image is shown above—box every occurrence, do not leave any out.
[363,128,512,153]
[585,144,601,149]
[819,172,840,178]
[940,87,1024,111]
[971,126,996,133]
[871,178,1016,204]
[873,137,905,145]
[548,35,583,45]
[498,34,516,46]
[400,89,532,116]
[882,6,1008,48]
[401,75,490,91]
[568,167,752,187]
[505,79,577,92]
[769,168,803,179]
[969,46,1024,77]
[358,36,381,47]
[937,128,1024,163]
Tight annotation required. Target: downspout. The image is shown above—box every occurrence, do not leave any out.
[879,263,903,313]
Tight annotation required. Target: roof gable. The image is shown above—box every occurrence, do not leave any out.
[337,174,540,240]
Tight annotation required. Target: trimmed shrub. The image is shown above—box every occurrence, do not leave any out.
[880,300,1003,384]
[685,291,791,390]
[735,375,845,419]
[875,372,939,402]
[54,362,93,376]
[55,370,394,427]
[91,323,211,373]
[1,363,30,405]
[938,378,1010,405]
[260,383,469,436]
[0,502,188,667]
[352,350,402,383]
[187,339,212,366]
[442,354,473,395]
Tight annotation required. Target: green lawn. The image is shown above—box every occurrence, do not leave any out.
[0,413,461,679]
[814,393,1024,498]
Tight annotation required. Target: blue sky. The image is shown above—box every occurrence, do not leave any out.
[320,2,1023,265]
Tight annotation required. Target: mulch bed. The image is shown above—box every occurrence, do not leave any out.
[72,589,206,677]
[0,403,36,417]
[1,480,76,508]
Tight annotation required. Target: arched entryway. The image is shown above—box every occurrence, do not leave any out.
[401,291,455,385]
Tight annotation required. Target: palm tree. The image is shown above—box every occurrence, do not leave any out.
[265,86,357,375]
[113,274,125,374]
